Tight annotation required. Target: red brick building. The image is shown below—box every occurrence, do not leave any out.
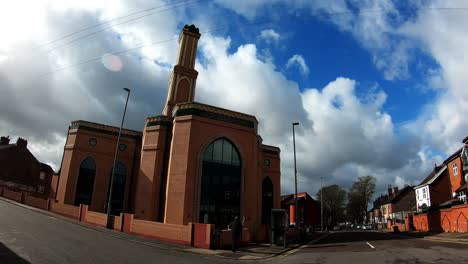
[0,136,54,198]
[55,24,281,241]
[444,137,468,204]
[281,192,320,229]
[414,164,451,212]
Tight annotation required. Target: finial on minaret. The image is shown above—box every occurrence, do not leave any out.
[162,24,201,116]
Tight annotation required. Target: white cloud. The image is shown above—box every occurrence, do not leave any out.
[2,0,461,199]
[286,54,309,77]
[260,29,280,44]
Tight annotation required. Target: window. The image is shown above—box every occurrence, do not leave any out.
[39,172,45,180]
[37,186,45,193]
[453,162,459,176]
[416,190,419,200]
[422,188,427,199]
[88,138,97,146]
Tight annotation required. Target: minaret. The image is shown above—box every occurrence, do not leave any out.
[162,24,201,116]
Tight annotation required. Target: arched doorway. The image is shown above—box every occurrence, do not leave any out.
[262,177,274,224]
[199,138,241,229]
[74,157,96,206]
[106,162,127,215]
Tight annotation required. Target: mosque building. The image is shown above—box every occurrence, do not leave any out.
[56,24,281,240]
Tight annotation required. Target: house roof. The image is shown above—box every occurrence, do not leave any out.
[0,144,16,150]
[390,185,414,203]
[40,163,54,173]
[443,148,462,164]
[414,164,447,189]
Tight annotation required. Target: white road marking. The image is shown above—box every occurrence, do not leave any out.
[366,241,375,249]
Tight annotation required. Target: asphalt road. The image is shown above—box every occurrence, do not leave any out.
[276,230,468,264]
[3,198,468,264]
[0,199,237,264]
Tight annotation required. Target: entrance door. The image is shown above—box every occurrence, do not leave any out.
[199,138,241,229]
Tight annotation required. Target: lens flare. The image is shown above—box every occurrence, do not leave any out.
[101,54,123,72]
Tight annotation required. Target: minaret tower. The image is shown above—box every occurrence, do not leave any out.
[162,24,201,116]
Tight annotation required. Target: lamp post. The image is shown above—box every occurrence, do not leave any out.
[292,122,299,228]
[320,176,323,232]
[107,88,131,229]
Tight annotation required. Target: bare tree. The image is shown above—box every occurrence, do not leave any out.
[347,176,376,223]
[316,184,347,228]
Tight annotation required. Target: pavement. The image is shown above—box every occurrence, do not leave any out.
[380,229,468,243]
[0,197,324,262]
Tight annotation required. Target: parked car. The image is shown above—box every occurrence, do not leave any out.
[362,224,372,230]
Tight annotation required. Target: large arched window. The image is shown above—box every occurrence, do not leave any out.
[106,162,127,216]
[74,157,96,206]
[200,138,241,229]
[262,177,274,224]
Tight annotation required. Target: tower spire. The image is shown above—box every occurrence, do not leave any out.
[162,24,201,116]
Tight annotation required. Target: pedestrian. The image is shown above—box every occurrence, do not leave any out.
[228,216,242,253]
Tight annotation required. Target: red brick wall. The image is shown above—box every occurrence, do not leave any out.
[85,210,108,227]
[430,171,452,206]
[58,124,140,213]
[3,189,23,202]
[49,201,80,220]
[131,219,192,245]
[447,157,464,194]
[413,204,468,232]
[24,195,49,210]
[192,223,213,248]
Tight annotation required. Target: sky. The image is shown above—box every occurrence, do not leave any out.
[1,0,468,199]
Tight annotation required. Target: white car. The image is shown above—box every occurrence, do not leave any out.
[362,224,372,230]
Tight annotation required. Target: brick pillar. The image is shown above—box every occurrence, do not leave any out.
[79,204,88,222]
[21,192,26,203]
[289,204,296,225]
[122,213,134,233]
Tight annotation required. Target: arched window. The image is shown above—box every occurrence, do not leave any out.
[200,138,241,228]
[106,162,127,215]
[262,177,274,224]
[74,157,96,206]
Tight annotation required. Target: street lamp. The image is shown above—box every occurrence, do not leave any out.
[292,122,300,228]
[320,176,323,232]
[106,87,131,229]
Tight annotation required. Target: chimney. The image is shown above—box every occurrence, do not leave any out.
[0,136,10,145]
[16,137,28,148]
[394,186,399,196]
[388,184,393,197]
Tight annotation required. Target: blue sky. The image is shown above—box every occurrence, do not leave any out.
[1,0,468,197]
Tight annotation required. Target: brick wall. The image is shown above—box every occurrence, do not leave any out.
[3,188,23,202]
[1,188,219,248]
[132,219,192,245]
[413,204,468,232]
[24,195,49,210]
[49,201,80,220]
[192,223,213,248]
[85,210,108,227]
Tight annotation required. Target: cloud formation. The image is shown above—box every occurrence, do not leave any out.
[286,54,309,77]
[260,29,280,44]
[1,0,467,200]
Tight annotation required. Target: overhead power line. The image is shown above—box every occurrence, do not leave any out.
[39,6,468,77]
[39,19,274,77]
[44,0,203,53]
[40,0,193,47]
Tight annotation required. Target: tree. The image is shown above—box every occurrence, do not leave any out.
[316,185,347,228]
[347,175,376,224]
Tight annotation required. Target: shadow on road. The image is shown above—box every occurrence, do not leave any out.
[0,242,30,264]
[313,231,438,245]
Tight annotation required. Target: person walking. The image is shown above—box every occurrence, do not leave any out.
[228,216,242,253]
